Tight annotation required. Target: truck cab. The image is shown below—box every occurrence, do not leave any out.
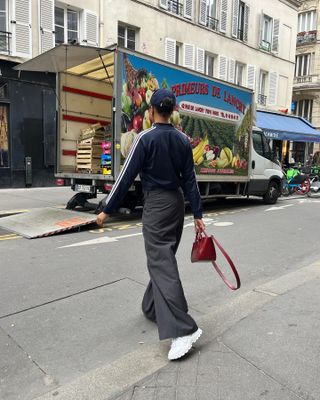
[248,127,283,203]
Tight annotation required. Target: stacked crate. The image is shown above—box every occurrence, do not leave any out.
[76,124,105,174]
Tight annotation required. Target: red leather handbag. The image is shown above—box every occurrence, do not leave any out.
[191,231,241,291]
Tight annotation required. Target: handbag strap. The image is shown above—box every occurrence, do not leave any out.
[211,235,241,291]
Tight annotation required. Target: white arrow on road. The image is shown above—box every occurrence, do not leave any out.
[59,232,143,248]
[265,204,294,212]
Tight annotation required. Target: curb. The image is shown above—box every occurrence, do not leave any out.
[32,259,320,400]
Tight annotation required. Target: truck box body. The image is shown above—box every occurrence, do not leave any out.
[15,45,283,208]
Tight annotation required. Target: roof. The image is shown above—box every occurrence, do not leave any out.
[256,110,320,143]
[14,45,115,83]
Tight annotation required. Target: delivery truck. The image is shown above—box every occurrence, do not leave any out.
[15,44,283,212]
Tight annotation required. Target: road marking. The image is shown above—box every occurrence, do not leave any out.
[0,209,29,217]
[59,232,143,248]
[213,222,234,227]
[265,204,294,212]
[0,234,21,241]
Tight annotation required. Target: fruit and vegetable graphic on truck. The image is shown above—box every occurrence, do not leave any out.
[15,45,283,211]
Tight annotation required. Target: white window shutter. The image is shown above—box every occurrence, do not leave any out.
[83,10,98,46]
[272,19,280,53]
[199,0,207,25]
[218,55,228,81]
[256,68,260,94]
[228,58,236,83]
[196,48,205,73]
[11,0,31,58]
[165,37,176,63]
[184,0,193,19]
[247,65,256,90]
[268,72,278,105]
[183,43,195,70]
[259,12,264,46]
[40,0,54,53]
[159,0,168,9]
[220,0,228,33]
[232,0,239,38]
[243,4,249,42]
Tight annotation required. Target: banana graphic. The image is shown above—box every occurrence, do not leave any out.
[192,133,209,165]
[193,138,209,165]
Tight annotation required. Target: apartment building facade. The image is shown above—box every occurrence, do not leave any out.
[292,0,320,162]
[0,0,299,186]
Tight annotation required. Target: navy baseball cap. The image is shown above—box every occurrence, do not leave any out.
[150,89,176,108]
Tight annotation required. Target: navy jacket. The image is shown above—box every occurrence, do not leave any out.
[103,123,203,218]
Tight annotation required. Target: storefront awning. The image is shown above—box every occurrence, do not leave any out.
[256,110,320,143]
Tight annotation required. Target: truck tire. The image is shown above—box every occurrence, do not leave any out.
[263,181,280,204]
[66,193,93,210]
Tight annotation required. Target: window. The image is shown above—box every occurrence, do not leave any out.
[0,104,8,168]
[295,53,311,77]
[160,0,193,19]
[298,11,316,33]
[252,132,264,156]
[258,70,268,105]
[294,99,313,122]
[232,0,249,41]
[0,0,9,53]
[205,53,215,77]
[261,14,272,51]
[200,0,218,30]
[238,1,245,40]
[118,24,136,50]
[176,42,182,65]
[54,6,79,45]
[253,131,272,160]
[235,62,244,86]
[168,0,183,15]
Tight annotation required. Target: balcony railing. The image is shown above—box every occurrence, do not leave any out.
[259,40,271,52]
[237,29,244,41]
[297,30,317,46]
[258,94,267,106]
[293,75,320,85]
[0,31,11,54]
[206,15,219,31]
[168,0,183,17]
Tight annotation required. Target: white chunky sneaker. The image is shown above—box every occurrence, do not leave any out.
[168,328,202,360]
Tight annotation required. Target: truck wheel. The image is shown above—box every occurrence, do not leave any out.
[263,181,280,204]
[66,193,91,210]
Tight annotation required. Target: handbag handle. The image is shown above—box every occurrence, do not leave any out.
[211,235,241,291]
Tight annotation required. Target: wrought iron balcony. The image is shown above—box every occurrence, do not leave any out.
[296,30,317,46]
[259,40,271,52]
[258,94,267,106]
[168,0,183,17]
[206,15,219,31]
[237,29,244,41]
[0,31,11,54]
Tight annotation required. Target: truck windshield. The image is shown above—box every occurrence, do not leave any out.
[252,131,273,161]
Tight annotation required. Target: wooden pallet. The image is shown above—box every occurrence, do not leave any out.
[76,138,102,174]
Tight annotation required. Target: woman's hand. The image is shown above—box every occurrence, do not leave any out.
[96,212,109,227]
[194,218,205,233]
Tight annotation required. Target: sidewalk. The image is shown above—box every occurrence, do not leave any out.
[34,260,320,400]
[114,270,320,400]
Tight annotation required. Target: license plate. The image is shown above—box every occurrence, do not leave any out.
[74,184,95,193]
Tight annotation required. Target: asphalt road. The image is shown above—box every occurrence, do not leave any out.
[0,188,319,399]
